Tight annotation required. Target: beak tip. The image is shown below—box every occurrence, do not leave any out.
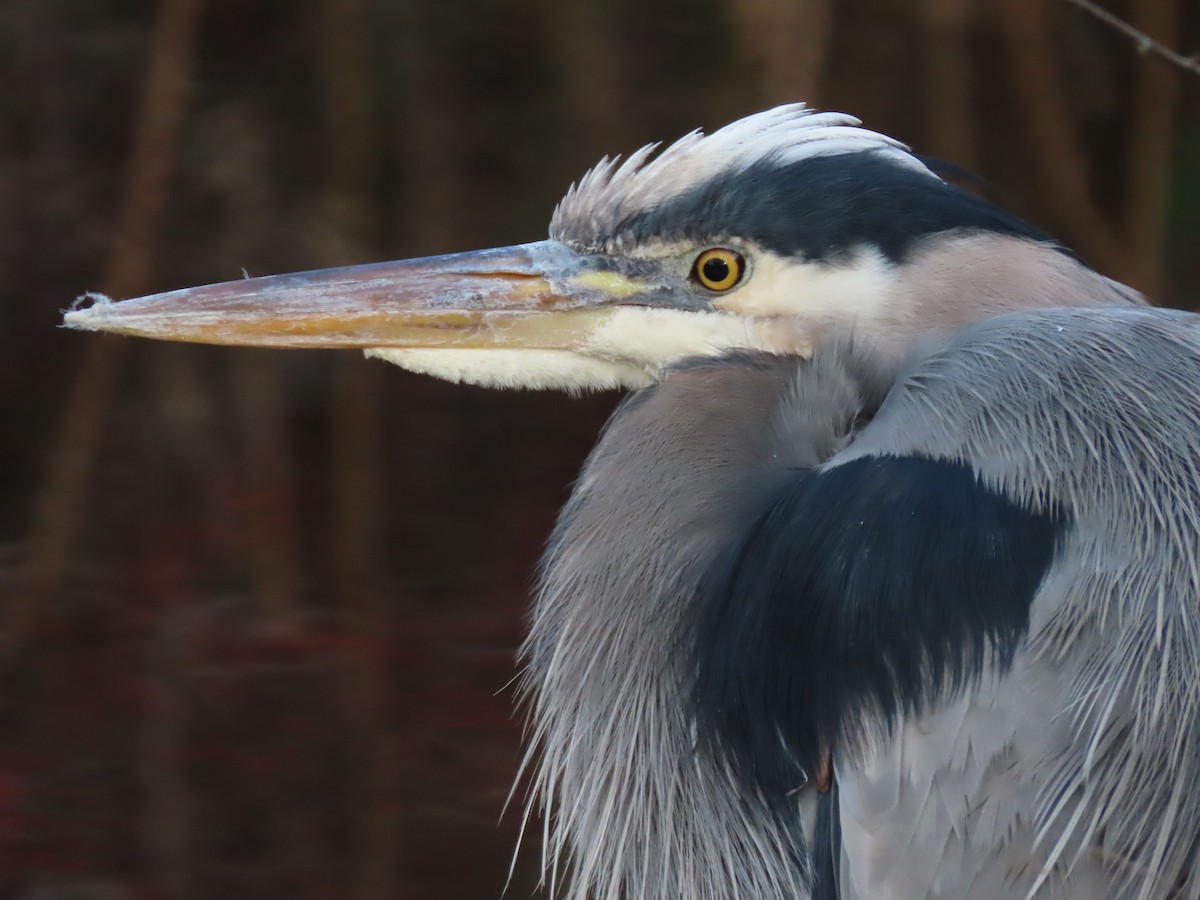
[63,292,117,332]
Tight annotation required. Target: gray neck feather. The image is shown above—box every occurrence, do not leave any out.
[518,353,879,899]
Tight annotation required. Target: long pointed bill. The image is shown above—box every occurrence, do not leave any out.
[63,240,636,351]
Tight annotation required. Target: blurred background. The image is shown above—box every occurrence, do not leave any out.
[2,0,1198,897]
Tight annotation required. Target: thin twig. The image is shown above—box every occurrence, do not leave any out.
[1063,0,1200,78]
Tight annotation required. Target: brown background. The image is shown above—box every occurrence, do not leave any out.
[2,0,1198,897]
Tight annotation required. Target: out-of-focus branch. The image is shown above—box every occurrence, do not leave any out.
[155,103,273,573]
[234,353,302,618]
[920,0,978,170]
[995,0,1124,274]
[315,0,378,258]
[332,357,397,900]
[1063,0,1200,78]
[543,0,633,156]
[390,2,460,255]
[9,0,205,664]
[1120,0,1182,300]
[138,591,199,900]
[731,0,833,108]
[313,0,400,897]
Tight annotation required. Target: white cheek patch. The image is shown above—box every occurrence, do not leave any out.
[581,307,806,373]
[583,307,750,363]
[365,348,652,392]
[718,248,899,326]
[368,307,818,391]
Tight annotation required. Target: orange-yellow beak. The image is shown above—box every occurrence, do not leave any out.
[63,240,651,352]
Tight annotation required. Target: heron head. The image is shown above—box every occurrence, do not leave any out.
[63,104,1134,389]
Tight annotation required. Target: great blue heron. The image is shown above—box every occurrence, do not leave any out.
[65,105,1199,899]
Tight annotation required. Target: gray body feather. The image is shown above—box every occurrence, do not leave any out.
[837,306,1200,899]
[521,306,1200,899]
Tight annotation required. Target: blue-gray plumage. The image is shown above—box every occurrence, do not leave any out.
[63,105,1198,899]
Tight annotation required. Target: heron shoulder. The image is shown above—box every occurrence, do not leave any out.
[825,305,1200,896]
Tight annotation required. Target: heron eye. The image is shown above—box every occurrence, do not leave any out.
[692,248,745,291]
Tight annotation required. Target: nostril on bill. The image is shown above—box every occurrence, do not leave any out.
[67,291,114,313]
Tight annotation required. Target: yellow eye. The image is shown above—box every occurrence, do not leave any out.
[692,248,745,291]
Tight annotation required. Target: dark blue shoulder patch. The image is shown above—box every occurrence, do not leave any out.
[691,454,1065,800]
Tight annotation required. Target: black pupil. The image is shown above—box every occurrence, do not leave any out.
[702,256,731,284]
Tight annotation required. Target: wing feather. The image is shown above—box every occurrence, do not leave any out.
[699,307,1200,898]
